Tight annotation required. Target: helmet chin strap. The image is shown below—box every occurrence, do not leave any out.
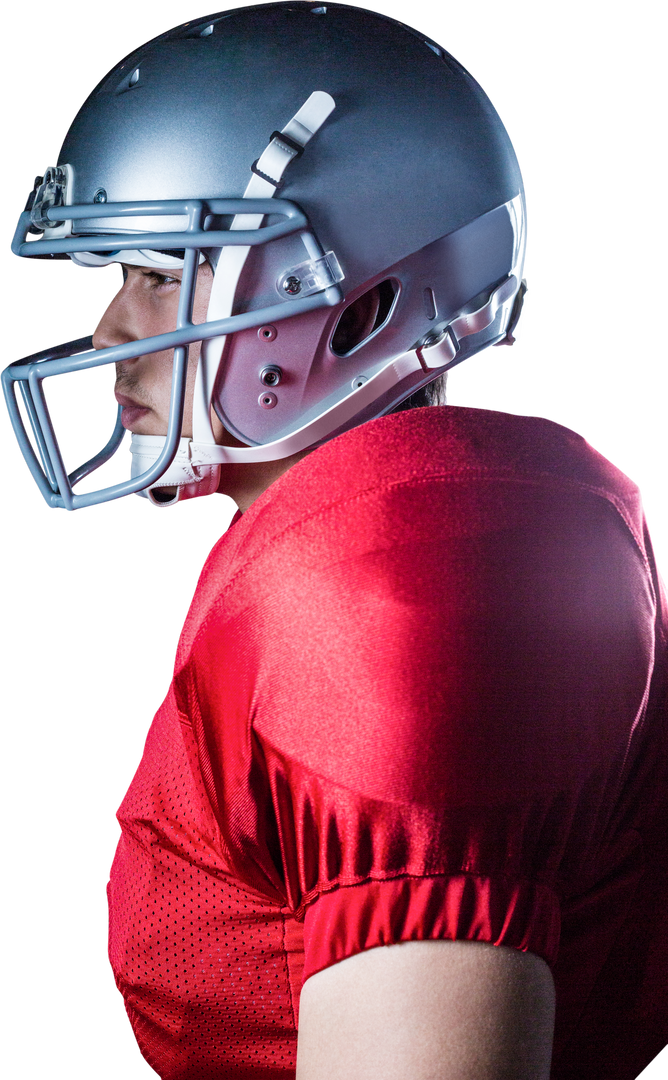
[131,91,336,506]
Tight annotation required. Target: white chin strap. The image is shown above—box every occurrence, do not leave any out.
[128,90,336,507]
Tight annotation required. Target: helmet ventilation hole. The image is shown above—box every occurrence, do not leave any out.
[423,287,437,320]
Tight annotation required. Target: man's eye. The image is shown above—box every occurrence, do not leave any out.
[139,270,180,289]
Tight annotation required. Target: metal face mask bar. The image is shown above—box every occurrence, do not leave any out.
[3,196,344,510]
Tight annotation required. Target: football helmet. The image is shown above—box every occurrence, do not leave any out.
[3,1,526,509]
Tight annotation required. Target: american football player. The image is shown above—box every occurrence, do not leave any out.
[4,4,666,1079]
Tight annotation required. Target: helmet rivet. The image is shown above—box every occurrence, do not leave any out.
[259,365,282,387]
[283,275,302,296]
[93,188,107,204]
[258,324,277,341]
[352,376,368,390]
[258,391,278,409]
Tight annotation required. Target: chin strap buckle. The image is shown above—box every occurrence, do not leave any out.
[250,94,335,190]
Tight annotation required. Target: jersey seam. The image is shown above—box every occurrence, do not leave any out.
[291,868,561,922]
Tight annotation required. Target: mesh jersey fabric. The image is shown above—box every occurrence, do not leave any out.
[108,406,668,1080]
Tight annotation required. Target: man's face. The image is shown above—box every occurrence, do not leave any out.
[92,259,311,510]
[92,260,225,441]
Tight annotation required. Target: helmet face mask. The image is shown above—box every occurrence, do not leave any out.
[3,2,526,510]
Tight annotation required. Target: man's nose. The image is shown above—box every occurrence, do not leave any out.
[92,290,135,351]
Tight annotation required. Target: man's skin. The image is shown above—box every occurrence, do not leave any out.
[93,262,557,1080]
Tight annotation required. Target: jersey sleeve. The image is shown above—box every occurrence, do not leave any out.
[175,466,656,982]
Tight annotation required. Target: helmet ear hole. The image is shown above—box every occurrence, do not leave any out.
[331,279,396,356]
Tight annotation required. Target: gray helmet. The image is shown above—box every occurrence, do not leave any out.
[3,1,526,509]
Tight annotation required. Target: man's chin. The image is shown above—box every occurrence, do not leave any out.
[120,406,152,431]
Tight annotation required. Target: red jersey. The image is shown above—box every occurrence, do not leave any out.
[108,406,668,1079]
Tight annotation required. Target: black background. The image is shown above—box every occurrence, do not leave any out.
[3,4,664,1075]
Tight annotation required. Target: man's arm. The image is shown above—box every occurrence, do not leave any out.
[296,939,555,1080]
